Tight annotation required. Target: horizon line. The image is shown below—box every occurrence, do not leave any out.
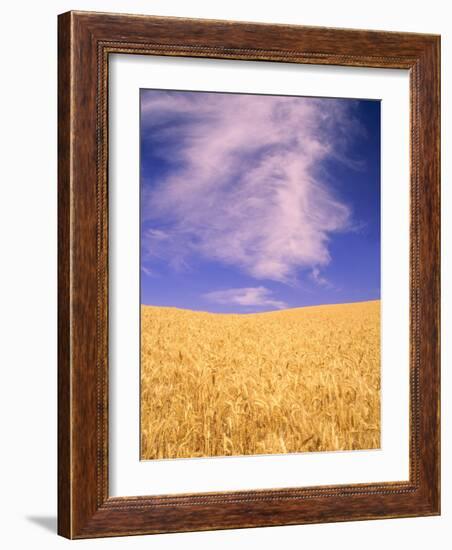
[140,298,381,316]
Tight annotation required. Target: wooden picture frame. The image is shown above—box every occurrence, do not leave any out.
[58,10,440,539]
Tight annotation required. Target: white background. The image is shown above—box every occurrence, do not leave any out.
[0,1,449,549]
[110,56,409,496]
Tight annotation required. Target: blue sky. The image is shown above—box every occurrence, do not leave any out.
[140,89,380,313]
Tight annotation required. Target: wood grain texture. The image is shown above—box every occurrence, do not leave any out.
[57,11,72,538]
[57,10,440,539]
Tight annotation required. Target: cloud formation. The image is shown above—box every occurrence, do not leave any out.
[141,91,358,283]
[203,287,287,310]
[310,267,332,288]
[141,266,155,277]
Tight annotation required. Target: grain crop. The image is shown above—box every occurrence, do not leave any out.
[140,300,380,459]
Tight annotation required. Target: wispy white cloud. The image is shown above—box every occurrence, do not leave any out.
[309,267,332,288]
[141,91,359,284]
[203,287,287,310]
[141,266,155,277]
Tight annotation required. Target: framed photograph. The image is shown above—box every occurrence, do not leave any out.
[58,11,440,538]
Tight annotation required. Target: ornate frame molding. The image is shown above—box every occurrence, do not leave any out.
[58,11,440,538]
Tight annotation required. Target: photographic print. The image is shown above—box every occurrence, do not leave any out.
[58,13,440,536]
[140,89,381,460]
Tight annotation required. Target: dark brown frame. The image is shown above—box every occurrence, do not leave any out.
[58,10,440,539]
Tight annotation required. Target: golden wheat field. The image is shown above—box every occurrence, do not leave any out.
[140,300,380,460]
